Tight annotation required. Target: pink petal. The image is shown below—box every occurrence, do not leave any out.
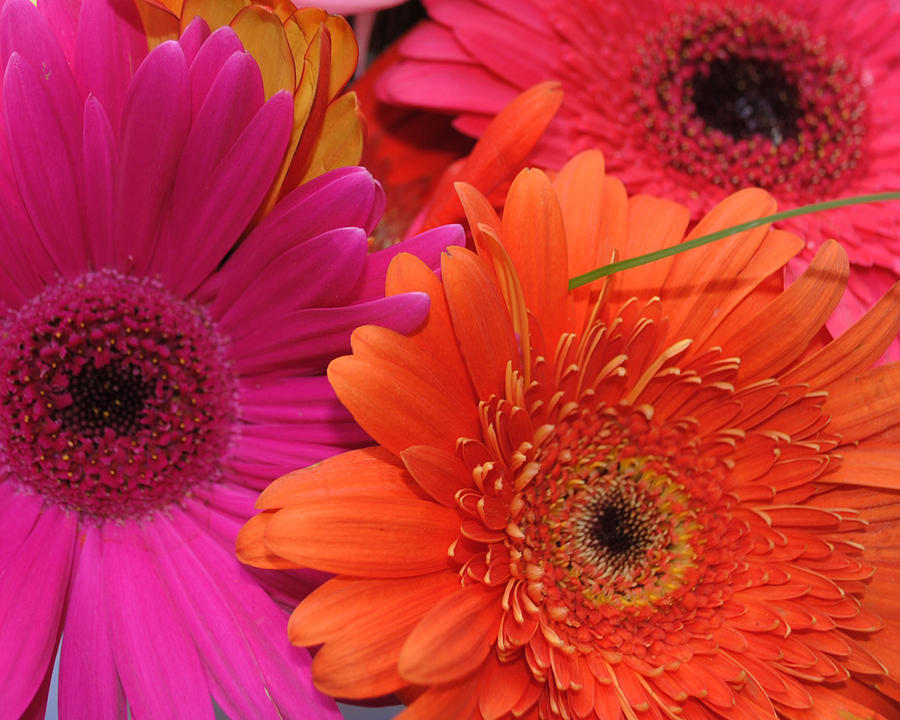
[178,15,210,68]
[240,421,370,455]
[18,658,54,720]
[3,53,87,274]
[0,160,57,303]
[239,375,353,424]
[112,40,190,275]
[36,0,80,66]
[377,60,517,113]
[188,26,245,118]
[0,0,82,156]
[219,227,368,332]
[427,0,547,33]
[227,437,353,479]
[399,21,473,62]
[352,223,464,302]
[59,526,126,720]
[74,0,148,137]
[82,96,117,268]
[161,87,294,297]
[101,520,214,719]
[153,507,341,718]
[230,292,431,376]
[207,166,383,316]
[0,504,76,719]
[0,485,42,579]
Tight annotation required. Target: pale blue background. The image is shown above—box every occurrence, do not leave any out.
[44,651,403,719]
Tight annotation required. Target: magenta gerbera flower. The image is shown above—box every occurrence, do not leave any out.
[378,0,900,351]
[0,0,460,717]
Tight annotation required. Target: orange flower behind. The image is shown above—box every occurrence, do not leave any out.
[239,150,900,720]
[138,0,364,215]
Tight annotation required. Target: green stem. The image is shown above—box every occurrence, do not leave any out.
[568,192,900,290]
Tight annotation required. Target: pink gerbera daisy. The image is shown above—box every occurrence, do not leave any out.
[377,0,900,349]
[0,0,460,717]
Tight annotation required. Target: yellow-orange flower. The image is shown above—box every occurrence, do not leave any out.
[240,150,900,720]
[137,0,364,215]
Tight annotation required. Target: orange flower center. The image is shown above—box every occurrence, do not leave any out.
[507,405,748,656]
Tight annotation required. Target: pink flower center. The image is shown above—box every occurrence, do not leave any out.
[1,270,237,520]
[633,4,867,197]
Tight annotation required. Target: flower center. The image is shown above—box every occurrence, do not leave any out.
[690,56,800,144]
[511,405,737,643]
[0,270,237,520]
[633,4,867,196]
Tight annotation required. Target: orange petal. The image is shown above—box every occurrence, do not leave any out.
[398,583,503,684]
[235,511,298,569]
[264,494,459,577]
[401,445,473,507]
[607,193,690,308]
[442,246,522,399]
[663,188,778,341]
[179,0,244,33]
[136,1,179,48]
[479,652,537,720]
[255,445,418,510]
[230,5,295,99]
[296,90,364,184]
[780,280,900,390]
[823,362,900,443]
[321,14,357,97]
[422,81,562,229]
[700,228,804,350]
[827,447,900,490]
[290,573,461,697]
[385,252,476,401]
[502,167,569,349]
[721,240,848,382]
[552,149,607,278]
[396,670,482,719]
[328,353,481,457]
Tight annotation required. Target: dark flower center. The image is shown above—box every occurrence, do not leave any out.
[588,485,661,560]
[60,363,153,437]
[690,57,800,144]
[0,270,237,520]
[633,4,867,196]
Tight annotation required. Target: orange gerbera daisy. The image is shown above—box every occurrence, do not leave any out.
[239,150,900,720]
[138,0,364,215]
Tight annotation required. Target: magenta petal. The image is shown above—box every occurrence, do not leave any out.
[207,166,381,312]
[37,0,80,66]
[239,374,350,423]
[0,161,55,304]
[74,0,147,137]
[378,60,516,113]
[352,223,464,302]
[399,21,472,62]
[3,53,87,275]
[159,64,293,296]
[0,504,76,719]
[188,25,245,118]
[59,526,126,720]
[219,227,368,330]
[178,15,211,67]
[0,0,83,155]
[160,507,341,719]
[113,40,190,275]
[231,292,431,375]
[0,485,42,575]
[101,520,214,720]
[240,420,369,454]
[82,96,117,268]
